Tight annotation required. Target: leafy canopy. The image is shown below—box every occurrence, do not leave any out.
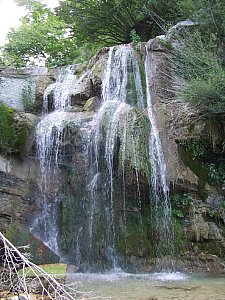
[2,0,181,66]
[3,0,79,67]
[57,0,179,44]
[1,0,225,111]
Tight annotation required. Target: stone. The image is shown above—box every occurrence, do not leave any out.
[35,73,54,114]
[83,96,100,112]
[5,223,59,264]
[12,112,39,155]
[188,215,209,242]
[0,67,48,111]
[167,20,197,40]
[67,264,79,273]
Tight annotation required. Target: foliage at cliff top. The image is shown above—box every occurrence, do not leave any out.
[0,0,181,66]
[1,0,224,68]
[2,1,78,67]
[169,0,225,116]
[56,0,179,44]
[175,31,225,116]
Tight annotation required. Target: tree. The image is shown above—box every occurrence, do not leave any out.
[57,0,180,45]
[177,0,225,45]
[0,232,98,299]
[3,1,79,67]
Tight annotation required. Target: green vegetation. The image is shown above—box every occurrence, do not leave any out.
[20,264,67,278]
[171,193,193,218]
[175,32,225,116]
[1,0,224,97]
[0,0,179,66]
[0,101,16,154]
[56,0,179,45]
[172,0,225,117]
[2,1,79,67]
[180,139,206,158]
[205,162,225,185]
[179,139,225,191]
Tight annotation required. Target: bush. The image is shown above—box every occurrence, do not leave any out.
[177,0,225,45]
[174,31,225,115]
[0,102,16,154]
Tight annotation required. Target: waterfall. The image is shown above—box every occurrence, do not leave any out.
[43,65,76,113]
[102,45,144,108]
[31,66,77,254]
[145,45,174,268]
[32,44,174,271]
[89,45,146,268]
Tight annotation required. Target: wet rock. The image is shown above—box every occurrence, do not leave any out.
[12,112,39,155]
[83,96,100,112]
[208,223,225,248]
[67,264,79,273]
[188,215,209,242]
[35,73,54,114]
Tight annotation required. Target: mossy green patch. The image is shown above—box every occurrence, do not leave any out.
[15,127,28,154]
[179,146,208,198]
[172,218,188,254]
[196,241,225,259]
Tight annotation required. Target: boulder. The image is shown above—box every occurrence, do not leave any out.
[83,96,101,112]
[12,112,39,155]
[4,223,59,264]
[188,215,209,242]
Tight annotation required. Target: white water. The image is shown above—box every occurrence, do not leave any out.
[145,45,174,266]
[87,173,100,253]
[32,112,66,254]
[43,65,76,113]
[32,66,76,254]
[89,45,146,268]
[33,44,175,270]
[102,45,144,108]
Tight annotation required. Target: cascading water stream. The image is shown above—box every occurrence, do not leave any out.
[89,45,146,269]
[145,45,175,268]
[43,65,76,113]
[31,66,77,254]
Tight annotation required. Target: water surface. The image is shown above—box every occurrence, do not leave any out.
[67,271,225,300]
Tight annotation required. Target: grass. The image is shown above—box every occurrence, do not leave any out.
[19,263,67,279]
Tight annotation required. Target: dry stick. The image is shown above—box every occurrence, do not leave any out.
[0,232,106,299]
[0,232,77,300]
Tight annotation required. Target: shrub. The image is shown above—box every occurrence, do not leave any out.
[0,102,16,154]
[174,31,225,115]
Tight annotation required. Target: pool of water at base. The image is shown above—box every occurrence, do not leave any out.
[67,271,225,300]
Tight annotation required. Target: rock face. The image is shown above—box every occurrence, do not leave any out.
[0,25,224,272]
[0,67,48,111]
[144,32,225,272]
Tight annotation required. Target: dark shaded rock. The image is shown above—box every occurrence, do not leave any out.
[5,223,59,264]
